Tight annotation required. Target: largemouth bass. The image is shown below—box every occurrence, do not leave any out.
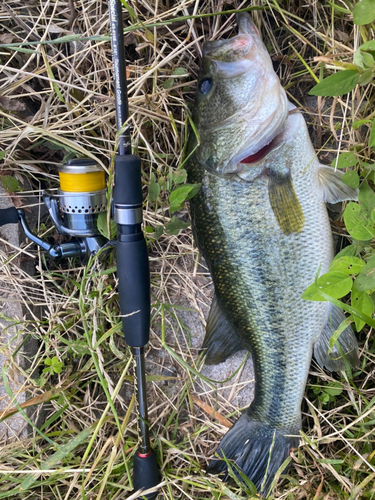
[187,13,359,494]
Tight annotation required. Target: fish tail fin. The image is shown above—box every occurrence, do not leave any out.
[206,413,299,494]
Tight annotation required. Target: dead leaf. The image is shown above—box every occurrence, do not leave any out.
[0,385,70,422]
[192,394,232,428]
[0,96,26,112]
[124,33,137,45]
[0,34,15,44]
[48,24,66,34]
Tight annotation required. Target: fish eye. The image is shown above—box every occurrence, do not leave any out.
[198,78,213,95]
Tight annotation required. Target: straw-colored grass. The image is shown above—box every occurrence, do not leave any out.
[0,1,374,498]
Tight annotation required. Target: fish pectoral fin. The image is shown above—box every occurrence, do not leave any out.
[318,165,359,203]
[268,165,305,235]
[203,295,245,365]
[314,304,359,371]
[206,412,299,495]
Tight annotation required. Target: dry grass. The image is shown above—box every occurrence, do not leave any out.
[0,0,375,499]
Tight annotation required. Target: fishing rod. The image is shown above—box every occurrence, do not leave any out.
[0,2,160,498]
[108,0,160,497]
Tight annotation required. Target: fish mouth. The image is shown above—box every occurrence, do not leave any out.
[238,136,283,165]
[222,122,286,174]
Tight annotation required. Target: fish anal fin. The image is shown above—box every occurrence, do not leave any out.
[268,166,304,235]
[318,165,359,204]
[314,304,359,372]
[203,295,244,365]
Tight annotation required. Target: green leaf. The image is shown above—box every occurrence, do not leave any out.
[331,152,357,169]
[359,180,375,212]
[0,151,6,160]
[162,68,187,89]
[309,70,359,97]
[171,169,187,185]
[52,357,63,373]
[328,316,353,354]
[163,78,174,89]
[324,381,344,397]
[369,119,375,148]
[352,118,371,129]
[351,283,375,331]
[343,202,375,240]
[319,392,330,404]
[356,255,375,291]
[43,356,63,374]
[354,48,365,68]
[309,284,375,329]
[172,67,187,76]
[0,175,21,193]
[353,0,375,25]
[148,173,161,202]
[358,68,374,85]
[158,176,168,190]
[341,170,359,189]
[329,256,365,275]
[18,425,94,493]
[154,225,163,239]
[169,183,201,212]
[302,272,352,301]
[185,183,201,200]
[334,245,357,258]
[54,34,82,43]
[165,215,190,235]
[145,225,163,240]
[359,40,375,51]
[361,51,375,68]
[97,212,116,239]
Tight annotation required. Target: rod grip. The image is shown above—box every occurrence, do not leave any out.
[113,155,142,206]
[116,236,150,347]
[133,450,159,499]
[0,207,19,226]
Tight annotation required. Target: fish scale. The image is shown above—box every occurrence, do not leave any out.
[186,13,359,493]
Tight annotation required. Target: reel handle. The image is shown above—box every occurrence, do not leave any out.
[0,207,19,226]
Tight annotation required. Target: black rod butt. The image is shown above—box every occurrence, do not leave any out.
[133,449,159,500]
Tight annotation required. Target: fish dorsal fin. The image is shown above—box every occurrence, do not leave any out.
[268,165,305,235]
[203,295,244,365]
[318,165,359,203]
[314,304,359,371]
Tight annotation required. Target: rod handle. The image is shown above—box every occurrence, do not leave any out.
[133,450,159,499]
[116,236,150,347]
[0,207,19,226]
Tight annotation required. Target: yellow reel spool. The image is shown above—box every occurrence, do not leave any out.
[59,171,105,193]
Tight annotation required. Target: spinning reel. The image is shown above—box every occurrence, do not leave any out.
[2,159,109,260]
